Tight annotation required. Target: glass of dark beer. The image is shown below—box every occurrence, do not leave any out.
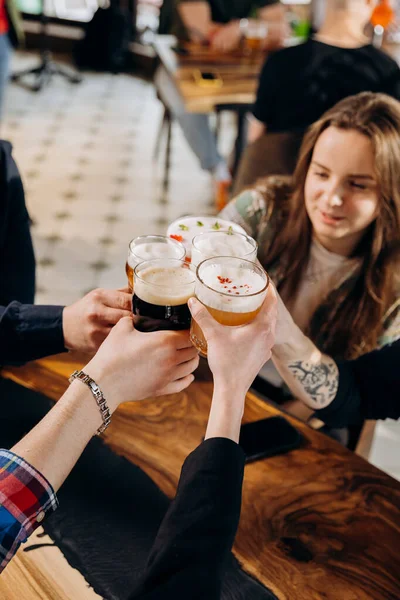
[133,258,196,331]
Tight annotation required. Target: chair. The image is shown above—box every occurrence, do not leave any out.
[153,100,173,193]
[231,129,305,196]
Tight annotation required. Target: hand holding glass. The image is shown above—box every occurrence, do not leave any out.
[190,256,269,357]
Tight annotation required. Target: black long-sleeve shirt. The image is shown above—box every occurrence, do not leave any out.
[316,340,400,427]
[0,140,36,306]
[130,438,245,600]
[0,302,66,365]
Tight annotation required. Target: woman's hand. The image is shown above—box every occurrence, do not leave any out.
[189,287,277,397]
[189,289,277,441]
[84,318,199,411]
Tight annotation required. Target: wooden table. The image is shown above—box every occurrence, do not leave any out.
[153,36,265,181]
[153,36,263,114]
[1,353,400,600]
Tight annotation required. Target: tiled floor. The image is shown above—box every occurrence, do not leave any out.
[3,50,399,481]
[3,50,220,306]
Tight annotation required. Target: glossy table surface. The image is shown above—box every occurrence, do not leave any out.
[1,352,400,599]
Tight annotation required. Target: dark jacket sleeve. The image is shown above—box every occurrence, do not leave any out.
[130,438,246,600]
[0,302,66,366]
[316,340,400,427]
[0,140,36,306]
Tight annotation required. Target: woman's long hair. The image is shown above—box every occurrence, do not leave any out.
[262,92,400,359]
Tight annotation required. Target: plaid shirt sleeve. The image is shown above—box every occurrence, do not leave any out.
[0,449,59,572]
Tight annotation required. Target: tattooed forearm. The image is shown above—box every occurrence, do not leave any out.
[287,359,339,407]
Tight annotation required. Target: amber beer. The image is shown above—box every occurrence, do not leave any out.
[190,256,269,357]
[133,258,195,331]
[126,235,185,292]
[243,21,268,56]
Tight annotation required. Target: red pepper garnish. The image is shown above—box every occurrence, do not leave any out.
[170,234,183,242]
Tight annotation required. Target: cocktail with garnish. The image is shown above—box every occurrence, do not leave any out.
[190,256,269,357]
[167,216,247,264]
[191,230,257,269]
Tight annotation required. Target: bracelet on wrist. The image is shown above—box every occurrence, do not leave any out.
[69,370,111,435]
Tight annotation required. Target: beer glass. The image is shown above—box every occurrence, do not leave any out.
[191,230,257,269]
[243,21,268,56]
[126,235,185,292]
[190,256,269,357]
[133,258,196,331]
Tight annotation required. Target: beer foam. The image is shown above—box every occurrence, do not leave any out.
[167,216,247,258]
[128,242,183,267]
[192,232,256,266]
[135,266,195,306]
[196,263,267,313]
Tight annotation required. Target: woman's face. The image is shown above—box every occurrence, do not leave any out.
[304,126,379,256]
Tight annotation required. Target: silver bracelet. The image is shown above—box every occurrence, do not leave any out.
[69,370,111,435]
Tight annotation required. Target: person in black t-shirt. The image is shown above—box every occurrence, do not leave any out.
[248,0,400,144]
[177,0,284,51]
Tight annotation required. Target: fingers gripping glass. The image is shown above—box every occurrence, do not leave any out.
[190,256,269,357]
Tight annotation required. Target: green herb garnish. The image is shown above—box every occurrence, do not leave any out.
[212,221,221,230]
[227,226,234,235]
[196,220,204,227]
[179,224,189,231]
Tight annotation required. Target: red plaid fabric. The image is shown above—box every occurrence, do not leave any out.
[0,449,58,571]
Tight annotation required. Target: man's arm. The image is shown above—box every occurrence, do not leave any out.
[0,319,199,572]
[0,289,133,366]
[0,301,66,365]
[258,2,285,22]
[178,1,215,42]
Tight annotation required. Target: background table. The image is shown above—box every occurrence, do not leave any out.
[1,352,400,599]
[153,37,263,114]
[153,36,265,183]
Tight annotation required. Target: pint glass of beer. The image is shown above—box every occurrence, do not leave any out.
[126,235,185,292]
[191,230,257,269]
[190,256,269,357]
[243,20,268,55]
[133,258,196,331]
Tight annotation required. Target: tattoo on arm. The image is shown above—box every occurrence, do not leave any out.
[287,359,339,407]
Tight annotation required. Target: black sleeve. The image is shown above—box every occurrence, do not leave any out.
[382,65,400,101]
[252,53,280,125]
[316,340,400,427]
[255,0,280,6]
[0,143,36,306]
[130,438,245,600]
[0,302,66,365]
